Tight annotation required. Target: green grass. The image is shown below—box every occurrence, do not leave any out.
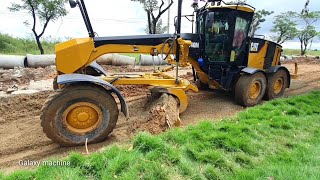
[0,33,57,55]
[283,49,320,56]
[2,91,320,179]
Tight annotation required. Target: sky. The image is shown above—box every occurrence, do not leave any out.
[0,0,319,49]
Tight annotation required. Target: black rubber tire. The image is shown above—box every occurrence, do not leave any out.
[40,84,119,146]
[235,72,267,107]
[265,69,288,100]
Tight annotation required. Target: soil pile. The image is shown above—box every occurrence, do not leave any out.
[115,85,150,98]
[0,66,56,92]
[128,93,179,134]
[282,57,320,65]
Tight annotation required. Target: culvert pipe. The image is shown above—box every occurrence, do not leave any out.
[0,55,27,69]
[139,54,168,66]
[26,54,56,68]
[95,54,113,65]
[111,54,136,66]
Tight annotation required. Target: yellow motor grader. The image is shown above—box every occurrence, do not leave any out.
[41,0,291,146]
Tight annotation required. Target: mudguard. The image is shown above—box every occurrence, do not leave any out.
[266,65,291,88]
[57,74,129,118]
[88,61,107,76]
[241,67,264,75]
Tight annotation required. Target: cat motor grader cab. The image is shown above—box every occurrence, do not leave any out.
[41,0,291,146]
[190,0,291,106]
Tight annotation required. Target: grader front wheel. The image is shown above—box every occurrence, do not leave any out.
[41,84,119,146]
[235,72,267,107]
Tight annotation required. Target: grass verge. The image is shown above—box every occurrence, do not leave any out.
[0,33,57,55]
[2,91,320,179]
[283,49,320,56]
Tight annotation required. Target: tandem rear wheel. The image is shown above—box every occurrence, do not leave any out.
[235,70,288,107]
[41,84,119,146]
[265,69,288,100]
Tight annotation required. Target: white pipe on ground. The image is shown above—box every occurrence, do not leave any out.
[0,55,27,69]
[0,53,137,69]
[111,54,136,66]
[139,54,168,66]
[26,54,56,68]
[95,54,113,65]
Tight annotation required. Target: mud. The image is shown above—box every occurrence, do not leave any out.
[282,56,320,65]
[128,94,179,135]
[115,85,150,98]
[0,61,320,173]
[0,91,51,121]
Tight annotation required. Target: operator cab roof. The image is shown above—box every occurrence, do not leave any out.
[207,4,255,13]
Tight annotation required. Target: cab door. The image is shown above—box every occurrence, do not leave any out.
[204,10,233,63]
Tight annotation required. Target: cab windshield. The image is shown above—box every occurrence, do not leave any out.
[205,11,250,62]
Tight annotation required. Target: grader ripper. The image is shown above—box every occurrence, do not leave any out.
[41,0,292,146]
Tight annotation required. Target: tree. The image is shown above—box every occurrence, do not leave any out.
[250,9,274,37]
[298,25,318,55]
[145,19,168,34]
[301,0,310,15]
[132,0,173,34]
[271,11,298,44]
[9,0,67,54]
[296,11,320,55]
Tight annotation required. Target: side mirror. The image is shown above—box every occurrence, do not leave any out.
[69,0,78,8]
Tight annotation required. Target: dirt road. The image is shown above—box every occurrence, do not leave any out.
[0,60,319,173]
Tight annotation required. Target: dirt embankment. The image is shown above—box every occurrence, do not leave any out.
[0,59,320,173]
[0,66,56,92]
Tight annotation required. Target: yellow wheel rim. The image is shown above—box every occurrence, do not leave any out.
[273,78,283,94]
[249,81,262,99]
[63,102,102,134]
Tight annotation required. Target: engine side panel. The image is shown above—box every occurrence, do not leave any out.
[248,38,282,70]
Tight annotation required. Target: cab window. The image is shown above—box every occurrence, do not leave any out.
[232,17,250,57]
[205,11,230,62]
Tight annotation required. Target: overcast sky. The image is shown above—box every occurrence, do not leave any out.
[0,0,319,49]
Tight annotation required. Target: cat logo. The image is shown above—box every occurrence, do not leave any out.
[250,43,259,52]
[191,42,200,48]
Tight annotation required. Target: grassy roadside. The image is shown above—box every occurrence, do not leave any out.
[0,32,142,63]
[283,49,320,56]
[0,33,57,55]
[2,91,319,179]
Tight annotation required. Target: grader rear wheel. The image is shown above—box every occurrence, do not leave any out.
[235,72,267,107]
[265,69,288,100]
[41,84,119,146]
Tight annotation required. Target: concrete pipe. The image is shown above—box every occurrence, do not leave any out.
[95,54,113,65]
[26,54,56,68]
[139,54,168,66]
[0,55,27,69]
[111,54,136,66]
